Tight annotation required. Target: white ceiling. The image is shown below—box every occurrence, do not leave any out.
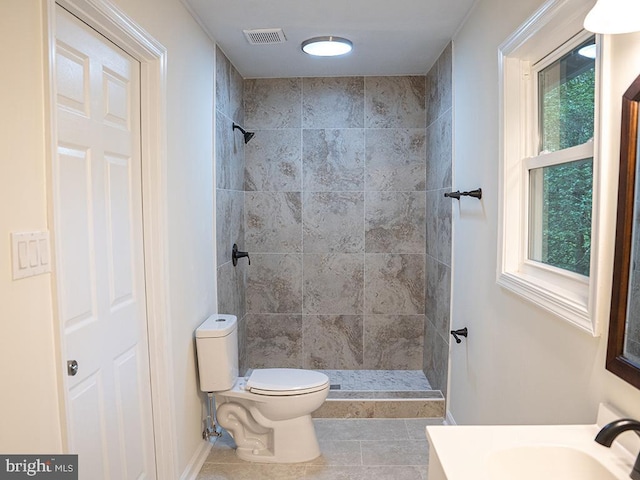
[183,0,477,78]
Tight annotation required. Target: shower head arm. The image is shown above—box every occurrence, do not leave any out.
[232,123,248,135]
[232,123,255,144]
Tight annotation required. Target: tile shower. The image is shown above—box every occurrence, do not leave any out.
[215,45,452,395]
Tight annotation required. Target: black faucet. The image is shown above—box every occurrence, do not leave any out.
[595,418,640,480]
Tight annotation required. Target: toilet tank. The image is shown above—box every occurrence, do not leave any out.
[195,314,238,392]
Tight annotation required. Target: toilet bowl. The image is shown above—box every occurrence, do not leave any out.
[195,315,329,463]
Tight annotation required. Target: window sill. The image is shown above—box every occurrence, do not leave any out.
[497,269,597,336]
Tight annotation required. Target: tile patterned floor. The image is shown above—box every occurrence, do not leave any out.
[318,370,432,391]
[197,418,442,480]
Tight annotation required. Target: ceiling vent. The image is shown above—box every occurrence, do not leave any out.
[243,28,287,45]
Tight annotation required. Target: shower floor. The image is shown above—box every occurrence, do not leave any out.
[312,370,444,419]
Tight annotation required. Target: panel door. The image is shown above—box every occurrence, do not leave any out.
[53,6,156,479]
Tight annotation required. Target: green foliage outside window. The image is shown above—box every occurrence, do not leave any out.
[531,41,595,277]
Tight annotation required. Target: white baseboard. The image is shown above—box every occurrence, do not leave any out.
[179,439,212,480]
[444,410,457,425]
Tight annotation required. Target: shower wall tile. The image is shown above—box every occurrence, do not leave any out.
[238,313,248,374]
[423,318,436,384]
[422,44,453,388]
[437,189,452,267]
[241,74,450,374]
[245,314,302,368]
[426,190,451,265]
[365,254,425,315]
[245,129,301,192]
[302,129,365,191]
[365,191,426,253]
[423,317,448,393]
[217,261,247,321]
[435,262,451,340]
[246,254,302,313]
[302,315,364,369]
[245,192,302,252]
[303,192,364,253]
[302,77,364,128]
[426,114,452,191]
[424,255,438,322]
[303,254,364,315]
[365,129,426,191]
[364,315,425,369]
[216,46,248,370]
[426,61,439,128]
[426,43,453,127]
[215,46,230,118]
[216,188,245,267]
[365,76,426,128]
[425,190,438,259]
[438,43,453,118]
[216,109,231,189]
[216,111,245,191]
[229,62,244,126]
[244,78,302,129]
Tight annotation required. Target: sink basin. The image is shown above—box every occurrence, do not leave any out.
[425,404,638,480]
[488,446,618,480]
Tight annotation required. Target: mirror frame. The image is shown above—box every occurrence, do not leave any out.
[607,73,640,389]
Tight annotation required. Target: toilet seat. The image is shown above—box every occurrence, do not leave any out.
[246,368,329,397]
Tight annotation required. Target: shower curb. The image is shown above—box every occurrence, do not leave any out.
[312,391,445,419]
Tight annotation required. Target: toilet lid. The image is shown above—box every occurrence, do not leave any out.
[247,369,328,396]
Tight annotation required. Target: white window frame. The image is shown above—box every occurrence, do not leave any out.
[497,0,613,336]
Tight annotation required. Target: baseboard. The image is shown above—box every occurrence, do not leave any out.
[444,410,457,425]
[179,439,212,480]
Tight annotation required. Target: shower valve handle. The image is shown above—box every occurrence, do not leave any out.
[232,244,250,267]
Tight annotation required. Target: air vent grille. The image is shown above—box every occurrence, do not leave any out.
[243,28,287,45]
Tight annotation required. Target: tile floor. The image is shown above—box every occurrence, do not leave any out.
[197,418,442,480]
[318,370,432,391]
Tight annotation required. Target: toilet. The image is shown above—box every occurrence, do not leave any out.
[195,314,329,463]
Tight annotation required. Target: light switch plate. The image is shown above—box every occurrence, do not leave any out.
[11,231,51,280]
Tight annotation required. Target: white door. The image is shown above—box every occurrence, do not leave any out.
[53,6,156,479]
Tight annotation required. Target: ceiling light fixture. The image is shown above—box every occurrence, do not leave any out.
[584,0,640,34]
[301,36,353,57]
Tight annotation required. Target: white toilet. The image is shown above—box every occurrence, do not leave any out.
[195,314,329,463]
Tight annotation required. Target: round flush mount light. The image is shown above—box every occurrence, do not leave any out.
[301,36,353,57]
[584,0,640,34]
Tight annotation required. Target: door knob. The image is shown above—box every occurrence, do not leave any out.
[67,360,79,376]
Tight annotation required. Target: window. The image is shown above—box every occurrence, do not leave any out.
[528,158,593,276]
[528,36,595,277]
[498,0,614,335]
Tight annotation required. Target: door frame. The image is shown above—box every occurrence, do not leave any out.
[44,0,177,477]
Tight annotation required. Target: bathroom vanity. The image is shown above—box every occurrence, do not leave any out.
[426,405,639,480]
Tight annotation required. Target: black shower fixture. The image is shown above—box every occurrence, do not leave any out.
[232,123,255,144]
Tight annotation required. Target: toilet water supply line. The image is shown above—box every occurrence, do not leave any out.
[203,392,223,440]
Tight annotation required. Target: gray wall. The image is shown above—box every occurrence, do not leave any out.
[423,44,453,394]
[215,46,248,372]
[243,75,429,371]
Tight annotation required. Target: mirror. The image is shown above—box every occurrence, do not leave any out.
[607,73,640,389]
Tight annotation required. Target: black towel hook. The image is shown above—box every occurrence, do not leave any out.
[450,327,468,344]
[445,188,482,200]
